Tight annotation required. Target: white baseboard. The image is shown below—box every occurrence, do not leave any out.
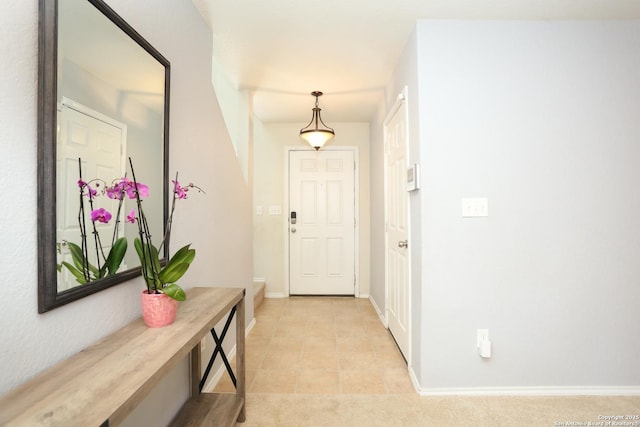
[265,292,287,298]
[408,367,640,396]
[245,317,256,335]
[415,385,640,396]
[253,277,265,284]
[408,365,421,393]
[369,295,388,328]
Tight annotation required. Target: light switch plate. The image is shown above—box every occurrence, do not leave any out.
[462,198,488,217]
[406,164,420,191]
[269,206,282,215]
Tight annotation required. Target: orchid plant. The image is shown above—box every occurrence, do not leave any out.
[57,159,140,285]
[129,158,202,301]
[58,157,203,302]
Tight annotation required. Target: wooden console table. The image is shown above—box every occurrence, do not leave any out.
[0,287,245,427]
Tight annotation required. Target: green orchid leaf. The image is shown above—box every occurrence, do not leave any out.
[134,238,152,277]
[150,243,161,273]
[161,259,191,283]
[164,244,195,271]
[135,237,164,290]
[98,264,108,278]
[160,244,195,283]
[134,237,146,262]
[135,237,155,268]
[105,237,128,275]
[159,262,190,284]
[136,238,161,268]
[61,261,87,284]
[67,242,86,271]
[98,257,111,278]
[90,265,100,278]
[67,241,99,278]
[162,283,186,301]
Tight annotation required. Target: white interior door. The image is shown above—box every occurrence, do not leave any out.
[289,149,356,295]
[384,91,411,360]
[57,99,126,291]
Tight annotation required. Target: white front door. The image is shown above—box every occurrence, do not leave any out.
[289,149,356,295]
[385,90,411,361]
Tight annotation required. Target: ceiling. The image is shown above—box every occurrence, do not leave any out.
[192,0,640,124]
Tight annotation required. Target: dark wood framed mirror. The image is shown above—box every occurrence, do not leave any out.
[38,0,170,313]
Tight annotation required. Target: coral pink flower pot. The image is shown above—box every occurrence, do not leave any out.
[141,290,178,328]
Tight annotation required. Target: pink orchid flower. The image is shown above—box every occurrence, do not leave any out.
[172,180,188,199]
[126,209,136,224]
[134,182,149,198]
[90,208,112,224]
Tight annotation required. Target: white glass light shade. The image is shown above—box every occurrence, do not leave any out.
[300,128,335,150]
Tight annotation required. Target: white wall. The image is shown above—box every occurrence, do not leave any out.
[369,101,387,310]
[210,55,252,184]
[0,0,253,424]
[378,20,640,392]
[253,122,370,298]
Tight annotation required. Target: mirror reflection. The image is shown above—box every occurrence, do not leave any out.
[56,0,165,292]
[38,0,169,308]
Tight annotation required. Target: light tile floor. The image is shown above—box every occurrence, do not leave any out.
[214,296,414,395]
[213,298,640,426]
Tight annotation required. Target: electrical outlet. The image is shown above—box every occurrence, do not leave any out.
[477,329,489,347]
[477,329,491,358]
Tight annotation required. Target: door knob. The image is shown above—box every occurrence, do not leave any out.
[291,227,296,233]
[398,240,408,248]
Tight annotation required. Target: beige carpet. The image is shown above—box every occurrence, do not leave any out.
[239,394,640,426]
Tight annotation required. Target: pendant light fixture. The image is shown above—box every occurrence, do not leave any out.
[299,91,335,150]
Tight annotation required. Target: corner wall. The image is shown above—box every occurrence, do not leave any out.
[413,20,640,392]
[0,1,253,425]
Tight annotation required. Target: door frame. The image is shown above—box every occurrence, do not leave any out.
[383,86,412,364]
[284,146,361,297]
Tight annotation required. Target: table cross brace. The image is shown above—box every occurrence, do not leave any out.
[199,306,237,392]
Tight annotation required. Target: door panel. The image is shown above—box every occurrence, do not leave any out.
[385,96,410,360]
[289,150,355,295]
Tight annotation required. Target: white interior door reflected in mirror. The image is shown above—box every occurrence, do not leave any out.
[57,99,127,292]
